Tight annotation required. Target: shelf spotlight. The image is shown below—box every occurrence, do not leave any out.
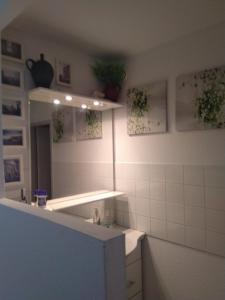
[81,104,87,109]
[65,95,72,101]
[53,99,60,105]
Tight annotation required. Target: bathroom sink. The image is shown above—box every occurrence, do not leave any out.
[85,219,145,257]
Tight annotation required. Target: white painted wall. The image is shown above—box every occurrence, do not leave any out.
[114,23,225,300]
[0,0,36,30]
[0,199,126,300]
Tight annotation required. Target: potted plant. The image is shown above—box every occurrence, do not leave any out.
[91,60,126,101]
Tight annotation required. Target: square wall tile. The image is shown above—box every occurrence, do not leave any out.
[205,188,225,211]
[165,165,183,184]
[135,197,149,217]
[205,166,225,188]
[150,200,166,220]
[150,218,167,239]
[136,180,150,199]
[135,164,150,180]
[166,203,185,224]
[136,215,150,234]
[185,227,206,250]
[150,181,165,201]
[116,179,135,197]
[115,210,124,226]
[115,196,129,213]
[184,165,204,186]
[166,183,184,205]
[167,222,185,244]
[184,185,205,207]
[206,231,225,257]
[150,165,165,182]
[206,210,225,234]
[185,207,205,229]
[123,212,136,229]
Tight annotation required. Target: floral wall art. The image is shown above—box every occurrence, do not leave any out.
[176,66,225,131]
[127,80,167,135]
[52,106,74,143]
[76,109,102,140]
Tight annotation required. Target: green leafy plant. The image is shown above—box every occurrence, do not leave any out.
[193,68,225,128]
[128,87,150,117]
[91,60,126,89]
[52,110,64,142]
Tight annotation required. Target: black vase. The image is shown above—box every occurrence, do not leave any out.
[26,53,54,88]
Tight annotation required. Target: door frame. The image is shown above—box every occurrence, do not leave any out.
[30,120,53,199]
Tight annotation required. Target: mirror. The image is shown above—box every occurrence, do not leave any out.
[29,100,114,219]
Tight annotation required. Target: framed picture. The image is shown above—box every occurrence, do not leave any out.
[4,155,24,186]
[3,127,26,148]
[1,38,23,63]
[55,59,71,86]
[2,96,25,119]
[76,109,102,140]
[176,65,225,131]
[1,64,24,90]
[127,80,167,135]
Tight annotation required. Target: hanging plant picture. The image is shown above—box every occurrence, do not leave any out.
[176,65,225,131]
[127,80,167,135]
[76,109,102,140]
[52,106,74,143]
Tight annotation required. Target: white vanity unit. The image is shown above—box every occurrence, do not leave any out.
[45,190,145,300]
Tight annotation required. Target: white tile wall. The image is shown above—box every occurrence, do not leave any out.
[184,185,205,207]
[205,188,225,211]
[150,218,167,239]
[115,163,225,257]
[166,203,185,224]
[150,200,166,220]
[185,207,205,229]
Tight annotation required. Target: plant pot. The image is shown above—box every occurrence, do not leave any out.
[104,85,120,102]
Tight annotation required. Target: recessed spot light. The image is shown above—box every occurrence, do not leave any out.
[65,95,72,101]
[53,99,60,105]
[93,100,99,106]
[81,104,87,109]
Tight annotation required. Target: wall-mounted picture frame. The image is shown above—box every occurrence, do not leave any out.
[176,65,225,131]
[4,155,24,186]
[55,59,72,87]
[1,64,24,90]
[2,96,25,119]
[76,109,102,140]
[127,80,167,135]
[3,127,26,148]
[1,38,23,63]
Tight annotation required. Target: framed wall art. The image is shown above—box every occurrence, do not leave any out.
[176,65,225,131]
[1,38,23,63]
[127,80,167,135]
[3,127,26,148]
[55,59,72,87]
[4,155,24,186]
[1,64,24,90]
[76,109,102,140]
[2,96,25,119]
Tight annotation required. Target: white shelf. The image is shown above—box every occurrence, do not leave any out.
[29,88,123,111]
[45,190,124,211]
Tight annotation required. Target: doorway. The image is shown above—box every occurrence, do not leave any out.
[31,123,52,199]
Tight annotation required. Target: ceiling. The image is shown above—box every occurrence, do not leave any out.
[8,0,225,58]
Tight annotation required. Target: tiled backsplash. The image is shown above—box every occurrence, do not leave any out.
[115,163,225,257]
